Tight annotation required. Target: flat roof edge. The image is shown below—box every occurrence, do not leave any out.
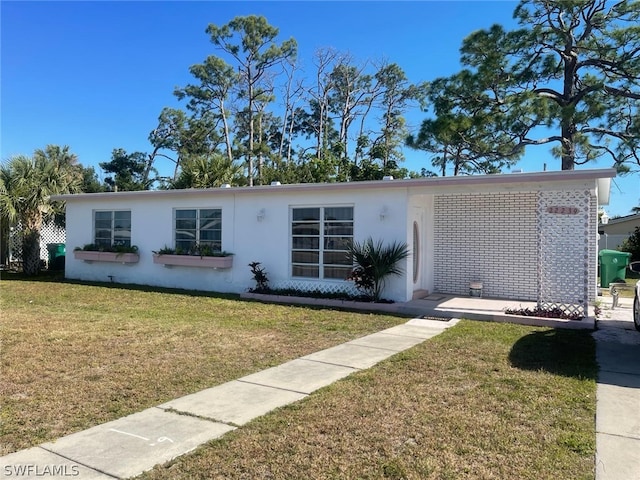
[51,168,617,201]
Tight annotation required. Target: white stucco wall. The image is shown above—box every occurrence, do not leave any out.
[64,186,412,301]
[60,169,612,306]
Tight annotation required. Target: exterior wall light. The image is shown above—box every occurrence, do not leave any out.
[379,206,388,221]
[257,208,266,222]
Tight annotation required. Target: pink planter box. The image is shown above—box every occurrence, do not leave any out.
[152,254,233,269]
[74,251,140,264]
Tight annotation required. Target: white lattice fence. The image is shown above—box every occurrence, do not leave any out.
[9,222,66,264]
[273,279,360,297]
[537,190,592,317]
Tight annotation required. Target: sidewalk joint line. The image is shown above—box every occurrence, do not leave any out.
[36,446,120,479]
[158,407,240,428]
[596,431,640,441]
[235,379,311,396]
[301,357,369,369]
[346,341,405,352]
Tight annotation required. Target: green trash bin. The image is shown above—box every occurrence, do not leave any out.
[599,249,632,288]
[47,243,66,271]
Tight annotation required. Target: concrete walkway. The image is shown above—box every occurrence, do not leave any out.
[0,317,457,479]
[593,296,640,480]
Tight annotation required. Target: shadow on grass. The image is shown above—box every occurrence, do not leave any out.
[0,270,400,317]
[509,329,597,380]
[0,269,66,282]
[0,270,241,300]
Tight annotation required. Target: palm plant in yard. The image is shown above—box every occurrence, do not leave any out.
[347,237,410,302]
[0,148,81,275]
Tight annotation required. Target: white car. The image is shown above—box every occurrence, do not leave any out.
[631,262,640,331]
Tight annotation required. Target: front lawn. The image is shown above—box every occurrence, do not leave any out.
[139,322,597,480]
[0,275,404,455]
[1,275,597,479]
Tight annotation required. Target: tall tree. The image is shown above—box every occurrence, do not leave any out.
[99,148,153,192]
[278,55,305,163]
[328,59,373,163]
[305,48,342,162]
[78,165,105,193]
[369,62,428,169]
[205,15,297,186]
[174,57,237,166]
[450,0,640,170]
[0,151,80,275]
[149,108,219,181]
[408,72,521,176]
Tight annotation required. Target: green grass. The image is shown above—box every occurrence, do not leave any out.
[138,321,597,480]
[0,273,405,454]
[1,274,597,479]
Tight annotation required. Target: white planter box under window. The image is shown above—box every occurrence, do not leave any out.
[152,253,233,269]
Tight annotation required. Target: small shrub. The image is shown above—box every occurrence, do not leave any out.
[347,237,409,302]
[154,245,175,255]
[76,243,138,253]
[504,305,584,321]
[153,244,232,257]
[248,262,270,293]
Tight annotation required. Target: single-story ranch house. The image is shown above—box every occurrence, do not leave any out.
[53,168,615,315]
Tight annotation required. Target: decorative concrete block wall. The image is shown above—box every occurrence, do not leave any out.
[433,192,538,300]
[537,189,594,315]
[434,188,596,312]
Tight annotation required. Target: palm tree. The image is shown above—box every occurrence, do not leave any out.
[34,144,78,168]
[171,153,244,189]
[0,150,81,275]
[347,237,410,301]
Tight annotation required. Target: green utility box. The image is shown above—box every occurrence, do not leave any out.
[599,249,631,288]
[47,243,66,271]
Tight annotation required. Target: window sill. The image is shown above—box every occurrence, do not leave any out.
[73,251,140,264]
[152,253,233,269]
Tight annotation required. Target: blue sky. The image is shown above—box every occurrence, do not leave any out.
[2,1,638,216]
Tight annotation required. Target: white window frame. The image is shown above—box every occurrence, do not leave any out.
[93,210,131,248]
[173,208,222,254]
[290,205,354,280]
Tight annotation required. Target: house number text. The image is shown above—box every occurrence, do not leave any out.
[546,206,578,215]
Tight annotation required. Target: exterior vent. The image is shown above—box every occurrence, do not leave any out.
[271,181,282,186]
[382,175,394,181]
[220,183,231,188]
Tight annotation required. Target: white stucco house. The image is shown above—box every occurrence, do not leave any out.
[53,168,615,316]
